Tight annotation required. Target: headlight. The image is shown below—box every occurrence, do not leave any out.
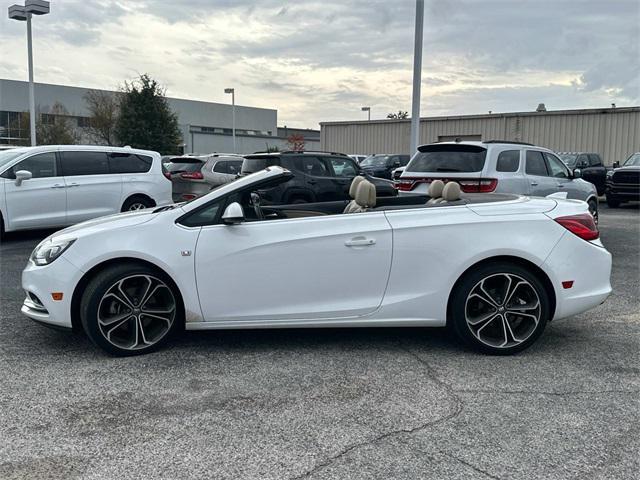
[31,238,76,266]
[606,170,614,178]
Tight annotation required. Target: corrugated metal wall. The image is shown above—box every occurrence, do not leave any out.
[321,107,640,165]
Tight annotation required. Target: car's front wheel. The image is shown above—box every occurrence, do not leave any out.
[449,262,550,355]
[80,264,182,356]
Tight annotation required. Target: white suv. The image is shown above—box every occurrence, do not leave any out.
[399,141,599,218]
[0,145,172,236]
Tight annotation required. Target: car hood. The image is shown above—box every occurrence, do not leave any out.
[614,166,640,172]
[51,209,159,241]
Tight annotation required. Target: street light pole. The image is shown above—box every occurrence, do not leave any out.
[26,12,36,146]
[225,88,236,152]
[361,106,371,121]
[410,0,424,155]
[8,1,50,147]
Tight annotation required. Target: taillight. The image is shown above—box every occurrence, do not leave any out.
[397,179,417,191]
[555,214,599,241]
[458,179,498,193]
[180,171,204,180]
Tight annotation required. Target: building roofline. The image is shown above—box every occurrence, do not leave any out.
[320,106,640,126]
[0,77,277,113]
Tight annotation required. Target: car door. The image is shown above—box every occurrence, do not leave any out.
[544,152,585,200]
[584,154,606,193]
[525,150,557,196]
[60,150,123,224]
[297,156,341,201]
[1,151,67,230]
[193,202,393,322]
[326,156,359,198]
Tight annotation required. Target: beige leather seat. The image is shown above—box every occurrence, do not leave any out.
[348,180,376,213]
[426,180,445,205]
[439,181,461,204]
[344,176,367,213]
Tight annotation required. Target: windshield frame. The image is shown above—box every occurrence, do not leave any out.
[623,153,640,167]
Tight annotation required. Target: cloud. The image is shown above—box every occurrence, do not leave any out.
[0,0,637,127]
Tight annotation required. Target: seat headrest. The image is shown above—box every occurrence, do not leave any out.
[442,181,461,201]
[349,176,366,198]
[355,181,376,208]
[428,179,445,198]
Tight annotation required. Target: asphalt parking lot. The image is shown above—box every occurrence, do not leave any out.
[0,203,638,480]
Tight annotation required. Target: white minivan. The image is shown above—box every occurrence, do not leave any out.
[0,145,172,237]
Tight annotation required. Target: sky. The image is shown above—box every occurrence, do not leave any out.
[1,0,639,129]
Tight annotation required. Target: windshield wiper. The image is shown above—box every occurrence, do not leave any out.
[153,205,178,213]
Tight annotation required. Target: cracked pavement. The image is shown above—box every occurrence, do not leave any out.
[0,203,638,479]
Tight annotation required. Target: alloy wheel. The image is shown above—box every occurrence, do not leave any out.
[128,203,147,211]
[464,273,541,349]
[97,275,176,351]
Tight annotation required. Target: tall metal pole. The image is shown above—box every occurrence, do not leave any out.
[26,12,36,146]
[231,91,236,153]
[409,0,424,155]
[368,109,371,121]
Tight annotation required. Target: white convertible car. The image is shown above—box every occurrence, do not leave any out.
[21,166,612,356]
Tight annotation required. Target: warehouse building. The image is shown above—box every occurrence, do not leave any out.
[0,78,320,154]
[321,106,640,165]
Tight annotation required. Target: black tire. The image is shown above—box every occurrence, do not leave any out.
[0,212,5,242]
[449,262,550,355]
[121,196,155,212]
[588,199,599,225]
[80,263,183,356]
[606,195,620,208]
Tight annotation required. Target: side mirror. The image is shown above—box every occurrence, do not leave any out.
[572,168,582,179]
[14,170,32,186]
[393,161,401,168]
[613,161,620,168]
[222,202,244,225]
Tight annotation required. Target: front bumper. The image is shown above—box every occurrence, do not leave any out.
[21,256,83,329]
[605,181,640,199]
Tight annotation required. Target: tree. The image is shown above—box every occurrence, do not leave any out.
[84,89,120,145]
[115,74,182,154]
[37,103,79,145]
[387,110,409,119]
[286,133,305,151]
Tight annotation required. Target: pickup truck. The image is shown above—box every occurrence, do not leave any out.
[557,152,609,195]
[605,152,640,207]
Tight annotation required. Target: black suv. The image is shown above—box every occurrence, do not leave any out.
[557,152,608,195]
[606,152,640,207]
[359,154,411,179]
[241,151,397,203]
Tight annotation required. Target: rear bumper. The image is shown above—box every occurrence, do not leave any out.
[542,233,612,320]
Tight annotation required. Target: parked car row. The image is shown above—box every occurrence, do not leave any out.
[165,154,243,202]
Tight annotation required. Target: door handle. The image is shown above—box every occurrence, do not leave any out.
[345,237,376,247]
[530,182,538,186]
[51,184,66,189]
[308,180,317,185]
[68,183,80,187]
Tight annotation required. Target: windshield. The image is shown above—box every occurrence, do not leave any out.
[623,153,640,166]
[558,154,577,168]
[0,149,27,172]
[166,161,203,174]
[407,145,487,173]
[360,155,393,167]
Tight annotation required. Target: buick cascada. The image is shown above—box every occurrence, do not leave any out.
[21,167,612,356]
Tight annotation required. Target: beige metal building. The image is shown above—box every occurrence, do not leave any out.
[321,106,640,165]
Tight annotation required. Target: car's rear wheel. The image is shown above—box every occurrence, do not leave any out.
[122,196,154,212]
[450,262,550,355]
[80,264,182,356]
[588,199,599,224]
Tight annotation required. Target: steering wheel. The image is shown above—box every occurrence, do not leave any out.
[250,192,265,221]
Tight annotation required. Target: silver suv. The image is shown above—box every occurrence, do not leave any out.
[399,140,598,218]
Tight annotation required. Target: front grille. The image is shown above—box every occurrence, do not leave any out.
[612,171,640,184]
